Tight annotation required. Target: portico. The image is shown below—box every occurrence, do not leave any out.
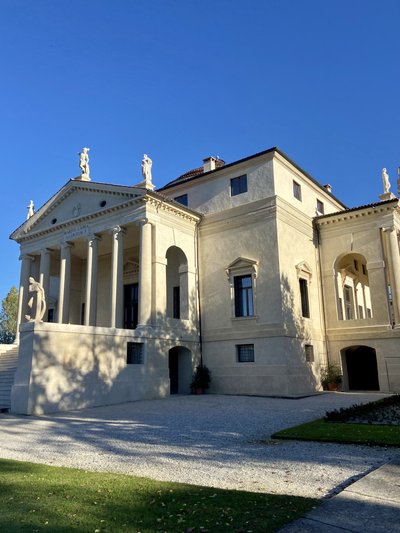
[11,178,201,414]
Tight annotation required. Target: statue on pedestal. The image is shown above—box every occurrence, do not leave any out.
[25,277,47,323]
[78,147,90,181]
[382,168,391,194]
[27,200,35,220]
[140,154,154,190]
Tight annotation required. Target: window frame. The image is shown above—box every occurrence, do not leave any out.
[299,277,310,318]
[234,275,254,317]
[304,344,314,363]
[230,174,248,196]
[293,180,302,201]
[226,257,258,320]
[237,344,255,363]
[127,342,145,365]
[316,199,324,215]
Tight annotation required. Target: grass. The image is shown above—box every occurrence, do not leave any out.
[0,459,317,532]
[272,419,400,446]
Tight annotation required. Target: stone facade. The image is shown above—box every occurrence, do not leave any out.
[9,147,400,414]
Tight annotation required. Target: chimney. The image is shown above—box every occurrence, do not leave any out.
[324,184,332,193]
[203,156,225,173]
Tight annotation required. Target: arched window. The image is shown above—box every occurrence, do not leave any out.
[166,246,189,320]
[335,253,372,320]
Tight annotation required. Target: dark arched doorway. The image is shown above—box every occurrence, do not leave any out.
[343,346,379,390]
[168,347,192,394]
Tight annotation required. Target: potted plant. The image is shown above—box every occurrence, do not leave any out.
[190,364,211,394]
[320,364,342,391]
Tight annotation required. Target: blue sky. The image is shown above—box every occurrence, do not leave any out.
[1,0,400,302]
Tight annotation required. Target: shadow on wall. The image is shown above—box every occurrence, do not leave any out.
[280,274,319,393]
[13,287,201,415]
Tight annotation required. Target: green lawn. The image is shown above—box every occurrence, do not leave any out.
[272,419,400,447]
[0,459,317,532]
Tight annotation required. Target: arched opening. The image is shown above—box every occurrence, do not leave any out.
[342,345,379,391]
[166,246,189,320]
[334,253,372,321]
[168,346,192,394]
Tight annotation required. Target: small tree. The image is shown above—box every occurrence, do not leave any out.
[0,286,19,344]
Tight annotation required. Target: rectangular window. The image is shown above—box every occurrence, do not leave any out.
[234,275,254,317]
[127,342,144,364]
[316,199,324,215]
[173,286,180,319]
[174,194,188,206]
[305,344,314,363]
[358,305,364,319]
[367,308,372,318]
[47,308,54,323]
[293,181,302,201]
[237,344,255,363]
[299,278,310,318]
[344,285,354,319]
[230,175,248,196]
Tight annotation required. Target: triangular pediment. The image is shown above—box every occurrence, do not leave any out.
[11,180,146,240]
[225,257,258,277]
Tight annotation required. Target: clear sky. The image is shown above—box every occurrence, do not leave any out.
[1,0,399,302]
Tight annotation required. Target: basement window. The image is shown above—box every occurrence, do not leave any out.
[127,342,144,364]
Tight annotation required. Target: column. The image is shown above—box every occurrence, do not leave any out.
[58,243,72,324]
[153,256,167,321]
[39,249,52,310]
[178,264,189,320]
[385,227,400,324]
[84,235,100,326]
[110,226,125,328]
[15,254,33,343]
[138,219,152,326]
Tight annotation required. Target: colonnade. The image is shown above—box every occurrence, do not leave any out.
[16,219,154,341]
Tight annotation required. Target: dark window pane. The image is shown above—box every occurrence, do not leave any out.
[231,175,248,196]
[299,278,310,318]
[293,181,302,201]
[237,344,255,362]
[127,342,144,364]
[173,286,180,319]
[234,275,254,317]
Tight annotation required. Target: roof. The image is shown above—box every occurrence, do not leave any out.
[314,197,399,224]
[158,146,347,208]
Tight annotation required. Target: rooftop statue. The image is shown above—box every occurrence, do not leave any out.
[141,154,154,190]
[382,167,391,194]
[78,147,90,181]
[27,200,34,220]
[25,277,47,323]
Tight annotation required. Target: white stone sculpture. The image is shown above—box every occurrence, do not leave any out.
[78,147,90,181]
[382,168,391,194]
[141,154,154,189]
[26,200,35,220]
[25,277,47,323]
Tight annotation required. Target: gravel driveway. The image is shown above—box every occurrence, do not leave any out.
[0,393,397,498]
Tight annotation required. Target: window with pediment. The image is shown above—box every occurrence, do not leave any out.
[226,257,258,319]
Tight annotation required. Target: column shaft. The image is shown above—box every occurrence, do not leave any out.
[85,236,99,326]
[110,227,124,328]
[58,243,72,324]
[138,220,152,326]
[15,254,33,342]
[39,249,51,312]
[386,228,400,324]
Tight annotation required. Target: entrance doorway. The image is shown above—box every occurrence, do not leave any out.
[168,347,192,394]
[124,283,138,329]
[343,346,379,390]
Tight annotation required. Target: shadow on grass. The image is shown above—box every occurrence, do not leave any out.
[0,458,316,532]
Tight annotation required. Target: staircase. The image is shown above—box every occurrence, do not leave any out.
[0,344,19,411]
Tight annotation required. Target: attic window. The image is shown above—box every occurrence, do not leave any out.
[100,200,107,207]
[51,218,57,225]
